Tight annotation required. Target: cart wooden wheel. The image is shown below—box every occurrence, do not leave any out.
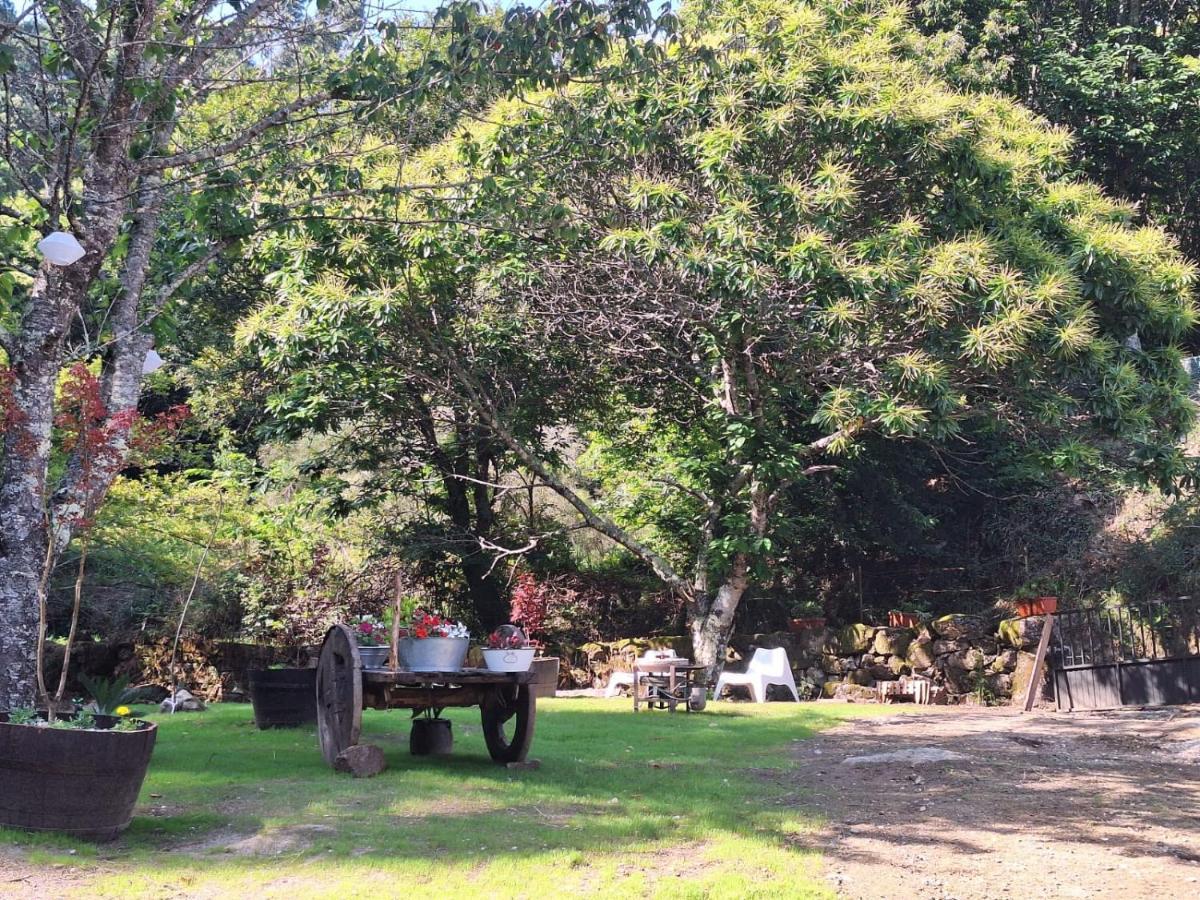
[316,624,362,767]
[480,683,536,763]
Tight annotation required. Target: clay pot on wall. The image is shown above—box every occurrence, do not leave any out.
[888,611,921,628]
[1015,597,1058,618]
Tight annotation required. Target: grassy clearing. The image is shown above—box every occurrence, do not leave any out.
[2,699,889,898]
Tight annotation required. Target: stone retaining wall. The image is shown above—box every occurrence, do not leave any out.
[568,613,1054,705]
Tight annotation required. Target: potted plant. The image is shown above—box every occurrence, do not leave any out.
[786,600,826,633]
[247,664,317,729]
[0,684,157,840]
[350,615,391,668]
[888,610,922,628]
[1016,596,1059,617]
[509,572,560,696]
[482,625,537,673]
[398,610,470,672]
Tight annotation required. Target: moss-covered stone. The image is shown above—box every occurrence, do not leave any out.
[906,636,935,670]
[830,623,874,654]
[931,614,988,641]
[873,627,913,657]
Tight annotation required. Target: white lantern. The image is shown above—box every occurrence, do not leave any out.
[142,349,164,374]
[36,231,86,266]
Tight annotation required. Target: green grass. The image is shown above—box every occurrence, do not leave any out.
[2,699,888,898]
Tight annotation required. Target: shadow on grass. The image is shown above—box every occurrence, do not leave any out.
[3,698,875,885]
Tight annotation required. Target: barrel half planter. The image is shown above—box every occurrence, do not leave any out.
[0,712,157,841]
[248,667,318,728]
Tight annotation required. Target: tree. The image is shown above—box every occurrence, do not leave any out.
[0,0,678,708]
[413,0,1197,672]
[914,0,1200,261]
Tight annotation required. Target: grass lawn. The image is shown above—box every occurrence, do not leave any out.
[2,698,888,898]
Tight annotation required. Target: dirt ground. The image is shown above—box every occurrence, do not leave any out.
[789,704,1200,900]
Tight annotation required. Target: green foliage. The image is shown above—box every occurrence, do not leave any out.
[6,707,37,725]
[78,674,138,716]
[916,0,1200,261]
[422,0,1196,607]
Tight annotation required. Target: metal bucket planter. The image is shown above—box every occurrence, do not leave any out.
[399,637,469,672]
[248,667,317,728]
[481,647,536,673]
[0,712,157,841]
[356,645,390,668]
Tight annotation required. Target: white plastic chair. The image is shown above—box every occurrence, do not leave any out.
[714,647,800,703]
[604,649,679,697]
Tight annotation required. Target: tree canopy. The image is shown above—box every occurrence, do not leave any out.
[282,0,1194,667]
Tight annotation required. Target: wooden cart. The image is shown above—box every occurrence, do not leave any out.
[315,624,538,766]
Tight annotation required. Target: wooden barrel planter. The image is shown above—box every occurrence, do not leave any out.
[0,713,157,841]
[248,667,318,729]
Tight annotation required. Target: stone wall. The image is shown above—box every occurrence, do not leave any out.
[569,614,1055,706]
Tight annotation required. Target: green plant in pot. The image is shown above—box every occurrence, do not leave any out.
[0,684,156,840]
[787,600,826,633]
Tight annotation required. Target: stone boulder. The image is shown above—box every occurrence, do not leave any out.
[846,668,873,686]
[873,627,914,657]
[866,664,899,682]
[998,616,1046,650]
[159,689,205,713]
[931,614,988,641]
[906,635,935,670]
[829,624,875,654]
[334,744,387,778]
[991,649,1018,673]
[932,638,968,656]
[832,683,878,703]
[942,647,986,672]
[821,654,847,675]
[1010,650,1053,707]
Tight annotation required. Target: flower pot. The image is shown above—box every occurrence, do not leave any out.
[0,712,157,841]
[787,617,826,633]
[482,647,536,673]
[248,667,317,729]
[356,645,390,668]
[1016,596,1058,618]
[888,611,921,629]
[399,636,469,672]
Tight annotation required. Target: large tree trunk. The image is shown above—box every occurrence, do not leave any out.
[689,553,750,678]
[0,361,58,709]
[0,267,82,708]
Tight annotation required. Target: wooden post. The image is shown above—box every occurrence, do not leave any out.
[1022,613,1056,713]
[390,573,403,673]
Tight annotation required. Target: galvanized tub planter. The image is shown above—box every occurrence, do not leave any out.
[356,645,391,668]
[399,636,469,672]
[248,667,318,728]
[0,712,157,840]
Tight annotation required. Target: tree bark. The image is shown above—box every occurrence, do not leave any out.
[689,553,750,678]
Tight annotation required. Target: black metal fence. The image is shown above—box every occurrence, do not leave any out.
[1052,598,1200,710]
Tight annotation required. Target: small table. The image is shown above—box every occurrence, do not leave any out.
[633,658,708,713]
[315,624,540,766]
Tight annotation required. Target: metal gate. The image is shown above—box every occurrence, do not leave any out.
[1051,599,1200,711]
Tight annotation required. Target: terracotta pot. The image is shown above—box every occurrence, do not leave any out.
[888,611,921,628]
[787,617,826,633]
[1016,596,1058,617]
